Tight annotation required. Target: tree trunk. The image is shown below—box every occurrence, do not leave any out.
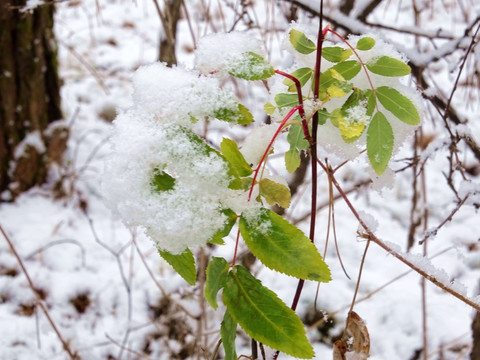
[0,0,66,200]
[158,0,182,67]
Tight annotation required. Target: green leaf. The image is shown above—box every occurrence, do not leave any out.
[338,89,371,142]
[220,309,237,360]
[330,60,362,80]
[275,93,300,108]
[283,67,313,92]
[221,138,253,177]
[367,112,394,175]
[209,209,238,245]
[264,102,275,115]
[159,248,196,285]
[366,56,411,77]
[229,177,253,190]
[215,104,254,125]
[289,29,317,55]
[285,148,301,173]
[228,52,275,80]
[356,37,376,51]
[239,208,331,281]
[287,123,310,151]
[259,178,291,208]
[205,257,229,309]
[223,265,314,359]
[376,86,420,125]
[151,168,175,192]
[322,46,353,62]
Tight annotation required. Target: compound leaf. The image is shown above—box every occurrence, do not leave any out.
[239,208,331,282]
[223,265,315,359]
[159,248,196,285]
[376,86,420,125]
[367,112,394,175]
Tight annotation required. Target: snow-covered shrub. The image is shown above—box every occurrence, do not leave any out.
[103,25,421,359]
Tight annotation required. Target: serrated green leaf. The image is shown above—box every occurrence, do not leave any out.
[228,52,275,80]
[264,102,275,115]
[322,46,353,62]
[287,123,310,151]
[283,67,313,92]
[357,37,376,50]
[275,93,300,108]
[289,29,317,55]
[151,168,175,192]
[239,208,331,281]
[159,248,196,285]
[367,112,394,175]
[285,148,301,173]
[221,138,253,177]
[221,309,237,360]
[215,104,254,125]
[223,265,315,359]
[366,56,411,77]
[259,178,291,208]
[376,86,420,125]
[205,257,229,309]
[209,209,238,245]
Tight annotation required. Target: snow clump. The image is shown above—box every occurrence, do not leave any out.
[103,62,253,254]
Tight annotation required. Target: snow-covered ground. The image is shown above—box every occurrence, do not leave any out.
[1,0,480,359]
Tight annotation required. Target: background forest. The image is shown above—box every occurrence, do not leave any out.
[1,0,480,359]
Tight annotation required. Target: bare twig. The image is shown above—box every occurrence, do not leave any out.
[0,224,79,360]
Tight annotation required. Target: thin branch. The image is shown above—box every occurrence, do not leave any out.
[0,224,79,360]
[323,168,480,312]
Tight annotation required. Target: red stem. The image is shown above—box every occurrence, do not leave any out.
[274,70,310,140]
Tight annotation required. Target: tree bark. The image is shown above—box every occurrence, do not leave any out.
[0,0,66,200]
[158,0,182,67]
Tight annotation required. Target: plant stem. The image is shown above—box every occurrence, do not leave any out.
[274,69,311,140]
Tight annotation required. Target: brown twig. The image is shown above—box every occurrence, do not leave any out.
[0,224,79,360]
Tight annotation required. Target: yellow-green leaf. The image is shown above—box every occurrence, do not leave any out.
[289,29,317,55]
[215,104,254,125]
[259,178,291,208]
[264,102,275,115]
[158,248,196,285]
[223,265,315,359]
[376,86,420,125]
[357,37,376,51]
[285,148,301,173]
[239,208,331,282]
[366,56,411,77]
[367,112,394,175]
[283,67,313,92]
[221,138,253,177]
[322,46,353,62]
[205,257,229,309]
